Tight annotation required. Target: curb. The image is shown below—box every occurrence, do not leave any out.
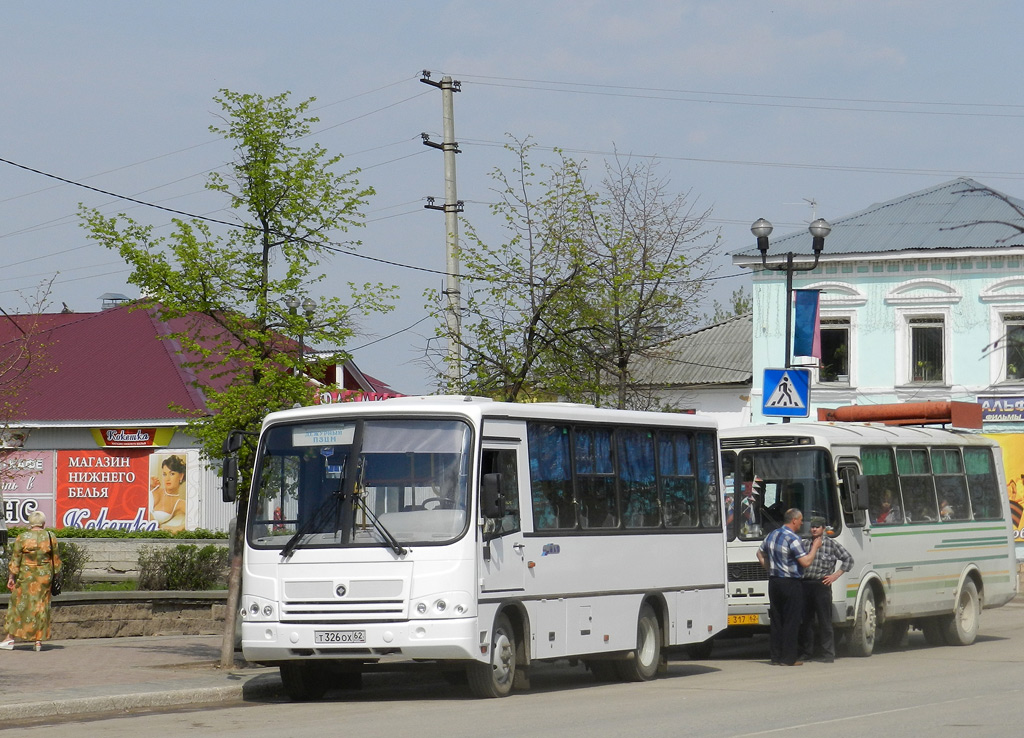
[0,672,282,722]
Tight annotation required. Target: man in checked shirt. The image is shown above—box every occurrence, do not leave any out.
[799,516,854,663]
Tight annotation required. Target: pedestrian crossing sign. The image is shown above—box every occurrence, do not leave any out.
[762,368,811,418]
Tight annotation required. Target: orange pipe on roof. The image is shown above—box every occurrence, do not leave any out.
[816,401,982,429]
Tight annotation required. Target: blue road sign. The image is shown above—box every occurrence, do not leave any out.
[763,368,811,418]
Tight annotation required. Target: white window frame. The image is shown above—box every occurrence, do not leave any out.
[895,307,951,386]
[995,310,1024,384]
[815,313,855,386]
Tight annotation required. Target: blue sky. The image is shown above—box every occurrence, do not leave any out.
[3,1,1024,393]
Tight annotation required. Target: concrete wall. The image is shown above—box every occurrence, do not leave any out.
[0,591,227,639]
[63,538,229,581]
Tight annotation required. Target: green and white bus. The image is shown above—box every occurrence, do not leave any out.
[719,416,1017,656]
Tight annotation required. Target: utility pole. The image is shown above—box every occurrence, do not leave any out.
[420,70,464,389]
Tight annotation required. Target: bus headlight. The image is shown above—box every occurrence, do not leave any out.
[410,592,471,619]
[241,596,277,622]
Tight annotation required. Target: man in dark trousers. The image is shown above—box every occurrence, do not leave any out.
[799,516,854,663]
[757,508,822,666]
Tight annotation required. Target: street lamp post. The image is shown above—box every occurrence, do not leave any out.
[751,217,832,369]
[751,217,831,423]
[285,295,317,374]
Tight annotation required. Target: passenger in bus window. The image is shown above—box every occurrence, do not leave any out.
[875,489,903,524]
[939,499,954,521]
[799,517,854,664]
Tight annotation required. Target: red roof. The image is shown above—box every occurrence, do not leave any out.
[0,305,396,424]
[0,306,207,422]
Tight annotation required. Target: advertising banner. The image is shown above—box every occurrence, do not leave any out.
[57,449,155,531]
[984,433,1024,541]
[0,450,56,526]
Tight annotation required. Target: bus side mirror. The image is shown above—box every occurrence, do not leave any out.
[481,473,505,519]
[223,432,244,455]
[222,457,238,503]
[852,474,869,511]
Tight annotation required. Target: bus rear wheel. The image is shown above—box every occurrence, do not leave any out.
[280,662,329,701]
[942,579,980,646]
[615,603,662,681]
[847,588,877,657]
[467,613,516,698]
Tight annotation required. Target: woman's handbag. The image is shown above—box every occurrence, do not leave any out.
[48,533,62,596]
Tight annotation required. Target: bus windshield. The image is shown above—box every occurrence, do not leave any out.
[722,447,838,541]
[248,417,473,549]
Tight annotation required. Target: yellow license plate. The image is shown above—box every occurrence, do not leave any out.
[728,614,761,626]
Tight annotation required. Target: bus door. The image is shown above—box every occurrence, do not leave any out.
[835,458,870,616]
[479,445,526,593]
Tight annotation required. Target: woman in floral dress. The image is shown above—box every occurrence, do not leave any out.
[1,510,61,651]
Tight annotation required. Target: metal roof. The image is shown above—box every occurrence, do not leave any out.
[732,177,1024,261]
[631,313,752,387]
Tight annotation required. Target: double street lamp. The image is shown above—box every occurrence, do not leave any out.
[750,217,832,370]
[285,295,317,374]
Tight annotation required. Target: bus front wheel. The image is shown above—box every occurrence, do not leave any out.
[467,613,516,698]
[615,603,662,681]
[847,588,877,657]
[942,579,981,646]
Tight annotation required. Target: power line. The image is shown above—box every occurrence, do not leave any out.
[0,154,757,288]
[449,73,1024,119]
[458,137,1024,181]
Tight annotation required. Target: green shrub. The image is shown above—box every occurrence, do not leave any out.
[56,540,90,592]
[137,544,230,591]
[5,527,229,540]
[2,538,90,592]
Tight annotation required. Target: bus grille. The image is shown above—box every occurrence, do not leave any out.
[728,562,767,582]
[281,599,407,624]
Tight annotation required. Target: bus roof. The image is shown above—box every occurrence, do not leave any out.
[261,396,720,431]
[720,421,997,448]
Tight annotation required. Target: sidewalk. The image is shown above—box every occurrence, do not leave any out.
[0,635,282,722]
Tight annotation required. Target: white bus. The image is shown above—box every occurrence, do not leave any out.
[719,413,1017,656]
[227,396,727,699]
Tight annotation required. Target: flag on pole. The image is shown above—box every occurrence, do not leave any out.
[793,289,821,358]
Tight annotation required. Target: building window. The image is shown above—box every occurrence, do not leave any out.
[819,318,850,383]
[910,316,944,383]
[1004,314,1024,381]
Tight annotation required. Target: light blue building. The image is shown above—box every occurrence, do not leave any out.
[733,178,1024,436]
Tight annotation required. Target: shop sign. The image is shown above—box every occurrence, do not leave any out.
[90,428,177,448]
[980,396,1024,423]
[0,450,56,526]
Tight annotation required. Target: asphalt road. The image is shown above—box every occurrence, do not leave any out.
[11,599,1024,737]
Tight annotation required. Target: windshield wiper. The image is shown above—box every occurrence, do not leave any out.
[280,487,346,559]
[352,490,407,557]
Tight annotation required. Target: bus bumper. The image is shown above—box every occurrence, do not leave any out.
[241,617,480,663]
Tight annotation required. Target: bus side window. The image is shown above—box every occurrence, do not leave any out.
[481,449,521,538]
[896,448,939,523]
[932,448,970,522]
[964,447,1003,521]
[527,423,576,530]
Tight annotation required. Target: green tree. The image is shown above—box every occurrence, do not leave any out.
[80,89,396,666]
[563,155,720,409]
[427,139,721,409]
[706,286,752,324]
[426,137,593,400]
